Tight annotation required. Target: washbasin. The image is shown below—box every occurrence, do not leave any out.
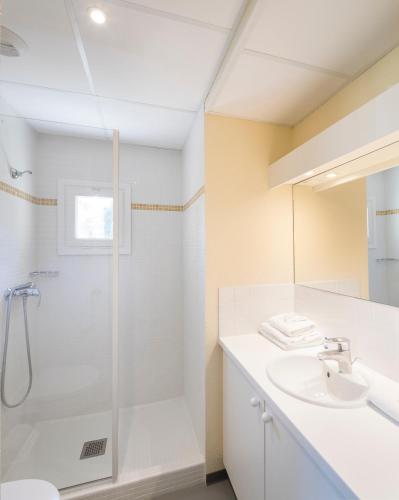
[267,355,369,408]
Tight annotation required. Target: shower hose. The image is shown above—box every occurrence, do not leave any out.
[1,290,33,408]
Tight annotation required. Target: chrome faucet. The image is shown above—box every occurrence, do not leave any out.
[4,282,41,306]
[318,337,352,374]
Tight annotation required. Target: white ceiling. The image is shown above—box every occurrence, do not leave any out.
[210,51,347,124]
[1,0,399,147]
[209,0,399,125]
[0,0,244,148]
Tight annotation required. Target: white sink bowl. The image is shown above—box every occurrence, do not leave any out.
[267,355,369,408]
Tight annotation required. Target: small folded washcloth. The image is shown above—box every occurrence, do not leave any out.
[367,386,399,423]
[269,312,315,337]
[259,322,323,349]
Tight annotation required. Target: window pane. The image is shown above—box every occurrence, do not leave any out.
[75,195,113,240]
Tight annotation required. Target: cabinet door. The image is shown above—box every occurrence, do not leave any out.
[265,412,347,500]
[223,355,264,500]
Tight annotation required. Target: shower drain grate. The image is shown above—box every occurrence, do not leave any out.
[80,438,107,459]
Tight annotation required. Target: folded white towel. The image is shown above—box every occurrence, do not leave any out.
[269,312,315,337]
[259,322,323,347]
[259,327,323,351]
[367,386,399,423]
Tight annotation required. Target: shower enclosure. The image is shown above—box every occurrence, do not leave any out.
[0,112,205,497]
[0,0,206,494]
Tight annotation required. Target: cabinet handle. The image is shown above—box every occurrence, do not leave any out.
[250,397,260,407]
[261,411,272,423]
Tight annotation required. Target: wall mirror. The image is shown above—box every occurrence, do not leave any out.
[293,142,399,307]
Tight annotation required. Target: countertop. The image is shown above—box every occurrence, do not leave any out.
[219,334,399,500]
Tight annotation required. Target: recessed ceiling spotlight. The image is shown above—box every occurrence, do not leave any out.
[305,170,314,176]
[326,172,337,179]
[88,7,106,24]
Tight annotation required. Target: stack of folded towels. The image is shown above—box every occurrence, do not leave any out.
[258,312,323,350]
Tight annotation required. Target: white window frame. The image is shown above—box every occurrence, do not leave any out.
[57,179,131,255]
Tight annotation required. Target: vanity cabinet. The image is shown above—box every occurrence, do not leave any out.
[265,412,344,500]
[223,354,348,500]
[223,353,265,500]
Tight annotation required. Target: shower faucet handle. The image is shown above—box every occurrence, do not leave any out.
[24,287,41,307]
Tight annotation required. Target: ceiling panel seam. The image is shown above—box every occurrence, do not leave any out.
[64,0,108,130]
[0,79,196,115]
[104,0,231,34]
[243,49,350,80]
[205,0,263,111]
[0,111,113,134]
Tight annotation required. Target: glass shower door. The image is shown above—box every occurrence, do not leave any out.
[0,115,114,489]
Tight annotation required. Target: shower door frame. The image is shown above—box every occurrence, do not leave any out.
[112,129,120,482]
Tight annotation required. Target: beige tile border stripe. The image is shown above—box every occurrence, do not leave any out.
[132,186,205,212]
[376,209,399,216]
[0,181,205,212]
[183,186,205,211]
[131,202,183,212]
[0,181,57,206]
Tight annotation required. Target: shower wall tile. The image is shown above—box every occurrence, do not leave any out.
[182,110,205,456]
[119,210,184,406]
[182,196,205,454]
[35,134,182,205]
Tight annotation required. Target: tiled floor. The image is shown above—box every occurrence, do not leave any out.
[155,480,237,500]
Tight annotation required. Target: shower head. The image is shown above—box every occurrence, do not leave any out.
[9,167,32,179]
[0,26,28,57]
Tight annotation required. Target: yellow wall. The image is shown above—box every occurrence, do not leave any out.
[204,114,293,472]
[204,43,399,474]
[293,46,399,148]
[294,179,369,299]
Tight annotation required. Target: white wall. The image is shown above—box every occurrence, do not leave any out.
[182,110,205,455]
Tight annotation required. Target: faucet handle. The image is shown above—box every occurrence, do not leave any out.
[324,337,350,352]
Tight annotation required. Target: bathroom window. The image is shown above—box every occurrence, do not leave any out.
[57,179,131,255]
[75,195,113,240]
